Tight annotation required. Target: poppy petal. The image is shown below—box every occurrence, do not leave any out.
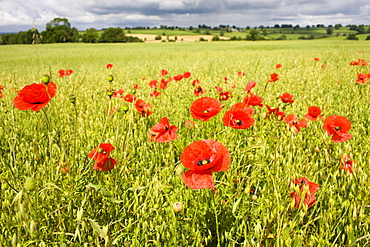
[181,170,214,189]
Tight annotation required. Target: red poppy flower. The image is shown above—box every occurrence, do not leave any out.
[350,59,367,66]
[173,74,183,81]
[58,69,73,77]
[93,157,116,172]
[13,82,57,111]
[223,103,255,129]
[135,99,152,117]
[185,120,197,129]
[0,85,4,98]
[191,79,200,86]
[150,117,178,143]
[285,114,307,133]
[183,71,191,79]
[268,73,279,82]
[339,154,355,173]
[161,69,168,76]
[323,115,353,143]
[180,140,230,190]
[160,79,169,89]
[265,105,284,121]
[88,143,114,161]
[243,92,264,107]
[190,97,222,121]
[237,71,245,77]
[290,177,319,208]
[106,64,113,69]
[149,90,161,97]
[149,80,158,88]
[220,91,231,101]
[304,106,323,121]
[194,86,206,96]
[123,94,137,103]
[215,86,223,93]
[356,73,370,84]
[314,57,320,61]
[275,64,282,69]
[133,84,139,89]
[245,81,256,93]
[279,92,294,104]
[112,89,124,98]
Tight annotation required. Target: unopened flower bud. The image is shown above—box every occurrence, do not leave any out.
[41,74,51,85]
[173,202,183,213]
[122,105,129,113]
[69,94,76,104]
[106,90,114,98]
[108,75,114,82]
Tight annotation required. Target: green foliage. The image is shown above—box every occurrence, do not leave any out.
[82,28,99,43]
[346,34,359,40]
[41,17,79,43]
[0,41,370,246]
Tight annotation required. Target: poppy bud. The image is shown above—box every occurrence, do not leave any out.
[41,74,51,85]
[69,94,76,104]
[108,75,114,82]
[131,89,136,94]
[122,105,129,113]
[106,90,114,98]
[173,202,183,213]
[165,153,171,159]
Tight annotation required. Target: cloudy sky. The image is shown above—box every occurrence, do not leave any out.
[1,0,369,32]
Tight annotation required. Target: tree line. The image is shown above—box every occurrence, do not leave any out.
[1,17,370,45]
[0,18,143,45]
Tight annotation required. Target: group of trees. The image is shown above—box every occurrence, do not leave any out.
[0,18,142,45]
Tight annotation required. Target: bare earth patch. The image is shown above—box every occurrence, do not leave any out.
[125,34,230,43]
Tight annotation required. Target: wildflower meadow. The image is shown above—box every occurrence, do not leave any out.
[0,40,369,246]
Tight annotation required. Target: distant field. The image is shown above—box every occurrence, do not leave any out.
[1,40,370,246]
[79,26,368,42]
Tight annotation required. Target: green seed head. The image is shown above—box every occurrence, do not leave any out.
[69,94,76,104]
[41,74,51,85]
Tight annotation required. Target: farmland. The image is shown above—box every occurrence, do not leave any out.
[0,40,369,246]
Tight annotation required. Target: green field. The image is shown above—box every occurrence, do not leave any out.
[1,41,370,246]
[79,26,368,41]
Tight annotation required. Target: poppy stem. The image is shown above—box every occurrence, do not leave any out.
[213,193,221,246]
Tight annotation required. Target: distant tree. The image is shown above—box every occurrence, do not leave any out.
[366,35,370,40]
[212,36,221,41]
[99,27,125,42]
[346,34,359,40]
[334,24,342,29]
[41,17,78,43]
[326,28,333,35]
[189,26,193,30]
[274,24,280,28]
[82,28,99,43]
[246,29,260,41]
